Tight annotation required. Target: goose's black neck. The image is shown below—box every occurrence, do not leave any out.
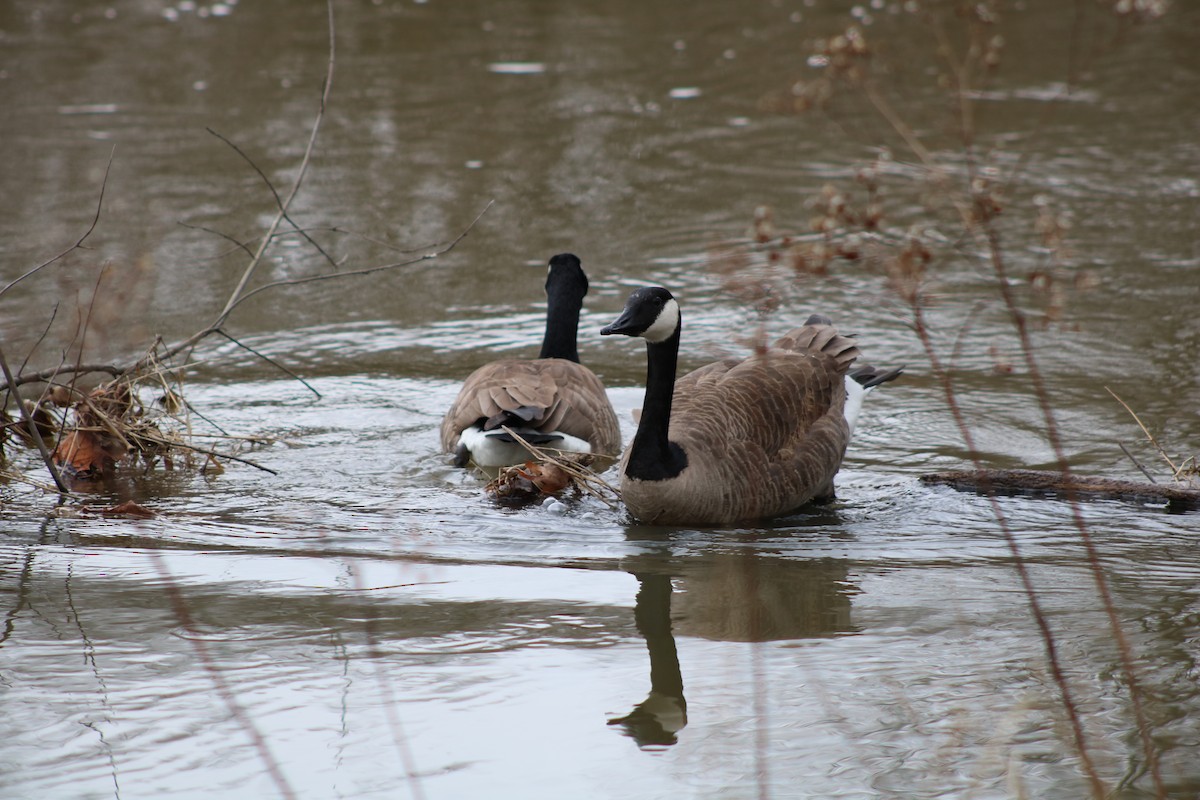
[539,288,582,362]
[626,327,688,481]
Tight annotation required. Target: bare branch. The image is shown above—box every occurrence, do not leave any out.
[205,127,340,269]
[0,344,70,494]
[214,329,321,399]
[0,146,115,300]
[212,0,337,330]
[1106,386,1177,476]
[225,200,493,315]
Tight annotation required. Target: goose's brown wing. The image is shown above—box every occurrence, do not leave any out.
[441,358,621,456]
[643,321,857,521]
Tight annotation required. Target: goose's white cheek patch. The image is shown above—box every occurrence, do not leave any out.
[642,299,680,343]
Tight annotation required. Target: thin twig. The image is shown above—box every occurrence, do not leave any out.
[225,200,494,316]
[0,146,115,299]
[498,425,622,509]
[205,127,340,269]
[0,363,121,393]
[327,226,464,255]
[135,432,278,476]
[1117,442,1158,484]
[177,221,257,259]
[215,329,321,399]
[1106,386,1177,476]
[69,263,111,407]
[0,344,70,494]
[16,303,60,380]
[211,0,337,330]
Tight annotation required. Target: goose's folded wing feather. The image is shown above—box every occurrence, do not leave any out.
[441,358,620,455]
[672,350,844,458]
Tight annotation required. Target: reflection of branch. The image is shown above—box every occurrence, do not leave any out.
[144,550,297,799]
[0,548,37,647]
[330,549,428,800]
[0,146,114,300]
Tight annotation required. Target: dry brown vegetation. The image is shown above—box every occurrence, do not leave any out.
[706,2,1182,797]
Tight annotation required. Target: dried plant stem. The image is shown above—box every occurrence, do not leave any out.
[138,433,278,476]
[908,302,1106,797]
[858,38,1112,793]
[498,425,623,509]
[850,11,1165,792]
[1105,386,1177,476]
[983,227,1163,797]
[0,344,69,494]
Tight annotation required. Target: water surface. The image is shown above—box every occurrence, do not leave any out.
[2,2,1199,798]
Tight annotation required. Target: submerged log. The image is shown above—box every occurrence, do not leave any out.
[920,469,1200,513]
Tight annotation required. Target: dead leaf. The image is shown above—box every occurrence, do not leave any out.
[96,500,156,519]
[486,463,541,505]
[53,429,119,480]
[520,461,572,494]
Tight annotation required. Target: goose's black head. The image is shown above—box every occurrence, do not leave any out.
[600,286,680,344]
[546,253,588,300]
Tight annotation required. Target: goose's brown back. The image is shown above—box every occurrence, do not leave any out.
[441,357,621,457]
[619,321,860,525]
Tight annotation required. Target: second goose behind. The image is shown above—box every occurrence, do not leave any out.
[442,253,621,469]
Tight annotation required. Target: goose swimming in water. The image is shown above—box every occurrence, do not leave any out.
[442,253,621,469]
[601,286,901,525]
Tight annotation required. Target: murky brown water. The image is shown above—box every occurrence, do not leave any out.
[2,2,1199,798]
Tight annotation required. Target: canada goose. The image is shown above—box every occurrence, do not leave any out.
[441,253,621,469]
[600,286,901,525]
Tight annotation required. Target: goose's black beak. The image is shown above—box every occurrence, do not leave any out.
[601,310,636,336]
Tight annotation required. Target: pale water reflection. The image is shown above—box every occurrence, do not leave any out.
[2,1,1199,799]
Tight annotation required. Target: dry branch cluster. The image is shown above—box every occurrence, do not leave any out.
[1,361,232,487]
[0,6,486,499]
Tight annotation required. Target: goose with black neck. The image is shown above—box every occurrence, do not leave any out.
[441,253,621,470]
[601,286,901,525]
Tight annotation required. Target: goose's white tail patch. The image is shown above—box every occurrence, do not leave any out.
[457,425,592,468]
[843,375,869,437]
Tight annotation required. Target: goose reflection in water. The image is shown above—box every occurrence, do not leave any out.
[608,547,857,748]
